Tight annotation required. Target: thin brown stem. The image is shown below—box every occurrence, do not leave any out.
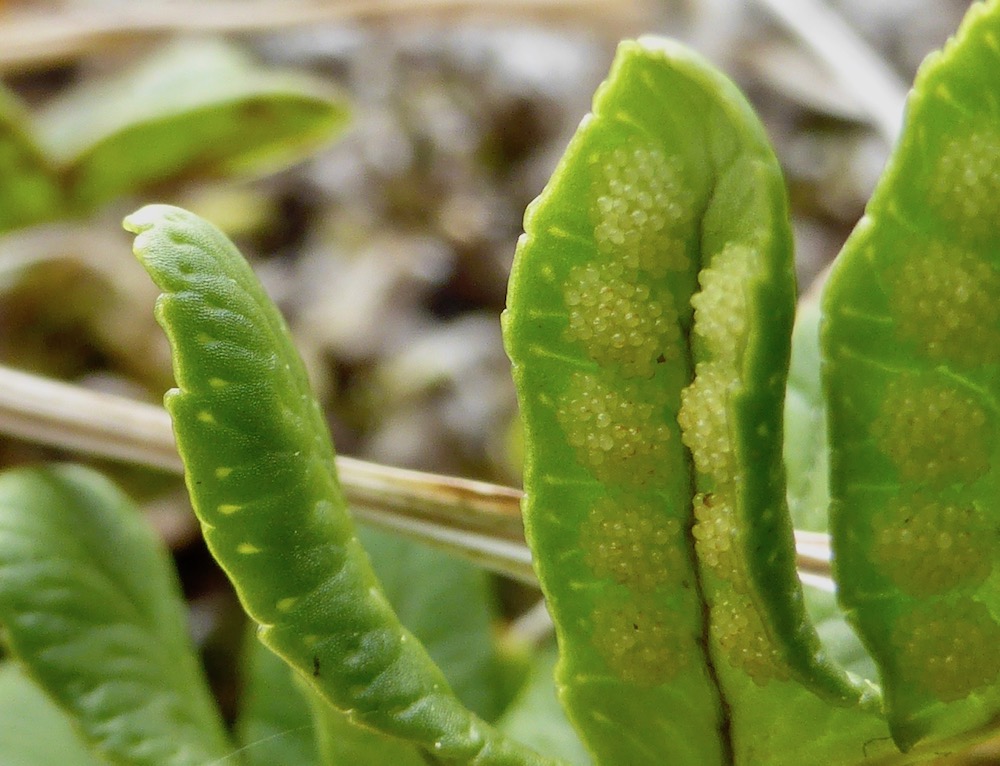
[0,364,833,587]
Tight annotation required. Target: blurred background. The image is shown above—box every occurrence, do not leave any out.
[0,0,976,719]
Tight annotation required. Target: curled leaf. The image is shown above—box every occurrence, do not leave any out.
[504,37,887,765]
[126,204,561,766]
[823,0,1000,750]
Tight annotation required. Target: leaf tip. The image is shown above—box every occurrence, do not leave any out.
[124,204,220,294]
[123,203,182,236]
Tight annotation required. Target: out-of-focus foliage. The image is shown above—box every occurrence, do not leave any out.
[0,662,102,766]
[0,3,991,766]
[0,465,232,765]
[0,38,348,234]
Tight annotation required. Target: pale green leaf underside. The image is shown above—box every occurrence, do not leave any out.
[504,36,891,766]
[823,0,1000,751]
[307,684,429,766]
[0,464,232,766]
[785,297,830,534]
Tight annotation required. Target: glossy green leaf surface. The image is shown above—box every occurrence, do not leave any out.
[126,204,561,766]
[303,527,520,765]
[43,40,348,213]
[236,633,321,766]
[0,662,102,766]
[360,526,513,721]
[823,0,1000,750]
[307,684,428,766]
[0,464,232,766]
[504,37,888,765]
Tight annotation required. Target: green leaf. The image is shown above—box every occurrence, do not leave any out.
[235,528,515,766]
[498,646,591,766]
[804,588,878,683]
[307,685,429,766]
[784,297,830,533]
[0,464,232,766]
[303,527,518,766]
[823,0,1000,751]
[360,526,512,721]
[125,204,562,766]
[0,86,63,233]
[42,39,348,213]
[0,662,102,766]
[236,632,321,766]
[504,37,890,765]
[785,298,878,684]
